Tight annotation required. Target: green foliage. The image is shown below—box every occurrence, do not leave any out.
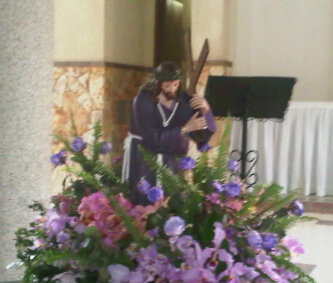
[139,145,190,195]
[13,119,317,283]
[212,117,232,181]
[273,255,317,283]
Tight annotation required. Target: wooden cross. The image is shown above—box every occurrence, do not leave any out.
[184,29,210,96]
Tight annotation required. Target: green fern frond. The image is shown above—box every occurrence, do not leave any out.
[272,256,318,283]
[92,120,103,162]
[93,160,122,187]
[257,183,284,204]
[253,190,298,220]
[70,111,78,137]
[63,166,101,190]
[212,117,232,180]
[139,146,190,194]
[53,134,74,153]
[267,215,316,234]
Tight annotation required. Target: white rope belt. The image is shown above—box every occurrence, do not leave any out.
[121,133,143,182]
[121,133,164,187]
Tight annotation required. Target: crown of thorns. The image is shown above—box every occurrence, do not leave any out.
[154,62,182,82]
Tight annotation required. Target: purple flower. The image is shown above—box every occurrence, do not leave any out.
[199,143,212,153]
[101,142,112,154]
[137,178,151,194]
[225,227,235,240]
[147,187,164,202]
[281,235,305,254]
[211,181,225,193]
[71,137,86,152]
[147,227,159,238]
[247,230,262,248]
[69,216,79,227]
[107,264,130,283]
[50,150,67,166]
[164,216,186,236]
[179,156,196,170]
[74,223,87,234]
[44,208,69,237]
[225,182,242,197]
[57,231,70,244]
[126,271,144,283]
[262,233,278,250]
[290,200,304,216]
[213,222,226,248]
[175,235,194,252]
[113,155,123,164]
[227,159,240,171]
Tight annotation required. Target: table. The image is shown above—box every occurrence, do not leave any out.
[230,102,333,196]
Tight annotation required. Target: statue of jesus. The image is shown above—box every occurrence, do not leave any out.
[122,61,216,205]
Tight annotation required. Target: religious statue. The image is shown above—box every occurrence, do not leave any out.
[122,61,217,205]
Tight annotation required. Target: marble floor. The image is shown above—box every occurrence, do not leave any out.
[289,212,333,283]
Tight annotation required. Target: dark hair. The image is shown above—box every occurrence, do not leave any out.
[154,61,182,82]
[141,79,183,104]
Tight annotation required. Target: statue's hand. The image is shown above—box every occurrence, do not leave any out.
[190,95,210,115]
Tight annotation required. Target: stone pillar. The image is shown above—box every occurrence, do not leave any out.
[0,1,53,281]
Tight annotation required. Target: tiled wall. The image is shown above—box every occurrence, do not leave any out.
[52,64,152,193]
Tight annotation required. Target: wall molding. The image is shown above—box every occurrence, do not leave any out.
[53,61,154,73]
[54,60,232,71]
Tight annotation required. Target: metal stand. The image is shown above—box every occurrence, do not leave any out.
[230,117,259,187]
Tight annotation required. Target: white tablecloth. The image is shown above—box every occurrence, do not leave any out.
[230,102,333,196]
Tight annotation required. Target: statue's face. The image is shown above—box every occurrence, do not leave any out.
[161,80,180,100]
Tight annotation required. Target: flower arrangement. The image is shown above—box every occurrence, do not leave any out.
[11,121,317,283]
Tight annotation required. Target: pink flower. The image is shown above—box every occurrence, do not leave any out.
[225,199,244,211]
[281,235,305,255]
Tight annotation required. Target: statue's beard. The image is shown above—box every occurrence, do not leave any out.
[162,90,177,101]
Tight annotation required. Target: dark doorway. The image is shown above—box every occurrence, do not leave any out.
[154,0,185,67]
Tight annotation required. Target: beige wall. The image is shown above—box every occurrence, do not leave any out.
[54,0,105,61]
[231,0,333,101]
[191,0,227,60]
[54,0,155,66]
[105,0,155,67]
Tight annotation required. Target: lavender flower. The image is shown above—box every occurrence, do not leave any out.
[290,200,304,216]
[50,150,67,166]
[101,142,112,154]
[227,159,240,171]
[225,182,242,197]
[147,187,164,202]
[57,232,70,244]
[164,216,186,236]
[69,216,79,227]
[107,264,130,283]
[175,235,194,252]
[44,208,69,237]
[262,233,278,250]
[74,223,87,234]
[199,143,212,153]
[211,181,225,193]
[247,230,262,248]
[213,222,226,248]
[179,156,196,170]
[137,178,151,194]
[71,137,86,152]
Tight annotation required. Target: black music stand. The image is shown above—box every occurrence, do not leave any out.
[205,76,296,184]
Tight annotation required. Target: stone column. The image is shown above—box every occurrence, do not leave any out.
[0,1,53,281]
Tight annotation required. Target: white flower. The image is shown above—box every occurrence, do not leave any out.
[107,264,130,283]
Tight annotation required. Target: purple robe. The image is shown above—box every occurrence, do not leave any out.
[124,88,216,205]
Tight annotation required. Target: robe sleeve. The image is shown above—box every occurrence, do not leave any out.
[133,92,189,155]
